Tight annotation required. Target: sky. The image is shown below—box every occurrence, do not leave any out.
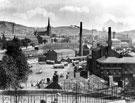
[1,0,135,31]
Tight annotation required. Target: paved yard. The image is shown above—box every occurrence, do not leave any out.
[24,63,74,89]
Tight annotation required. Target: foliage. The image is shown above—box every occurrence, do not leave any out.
[51,34,57,37]
[0,38,30,89]
[42,39,48,44]
[61,37,71,43]
[54,38,57,43]
[6,38,22,58]
[30,42,35,47]
[1,34,7,49]
[0,55,18,89]
[124,78,135,90]
[21,38,31,47]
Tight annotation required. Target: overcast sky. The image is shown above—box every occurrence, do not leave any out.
[1,0,135,31]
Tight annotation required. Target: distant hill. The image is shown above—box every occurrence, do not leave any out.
[121,30,135,35]
[0,21,93,36]
[51,26,92,36]
[2,21,135,42]
[0,21,35,35]
[36,26,93,36]
[120,30,135,42]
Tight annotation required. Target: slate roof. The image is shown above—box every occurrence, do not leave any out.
[54,49,75,54]
[97,57,135,64]
[46,82,62,89]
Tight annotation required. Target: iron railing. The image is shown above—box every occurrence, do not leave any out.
[0,86,124,103]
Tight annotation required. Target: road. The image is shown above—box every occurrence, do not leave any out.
[24,63,74,88]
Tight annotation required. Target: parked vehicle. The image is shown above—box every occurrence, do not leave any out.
[46,60,55,64]
[36,69,42,74]
[61,62,68,66]
[53,64,64,69]
[38,62,46,65]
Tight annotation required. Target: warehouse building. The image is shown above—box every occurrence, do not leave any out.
[111,38,121,49]
[87,27,135,83]
[45,49,75,62]
[117,35,132,47]
[97,56,135,82]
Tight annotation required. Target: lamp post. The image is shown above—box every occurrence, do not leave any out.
[72,80,81,103]
[15,87,18,103]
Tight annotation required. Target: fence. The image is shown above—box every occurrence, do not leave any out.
[0,86,124,103]
[0,78,135,103]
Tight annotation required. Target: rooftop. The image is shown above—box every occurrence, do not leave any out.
[128,52,135,57]
[0,50,6,60]
[40,36,51,39]
[97,56,135,64]
[69,56,87,59]
[53,49,75,54]
[112,38,121,41]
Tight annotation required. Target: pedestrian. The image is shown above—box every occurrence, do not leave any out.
[66,74,68,79]
[31,83,33,87]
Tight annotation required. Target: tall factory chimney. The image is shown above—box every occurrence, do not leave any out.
[108,27,112,51]
[79,22,83,56]
[47,17,51,36]
[12,23,15,34]
[113,31,115,39]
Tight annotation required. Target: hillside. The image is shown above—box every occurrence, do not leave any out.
[0,21,35,35]
[1,21,135,42]
[0,21,93,36]
[51,26,92,36]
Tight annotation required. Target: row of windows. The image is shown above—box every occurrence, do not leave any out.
[101,69,133,76]
[101,70,122,75]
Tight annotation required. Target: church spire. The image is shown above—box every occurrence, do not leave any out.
[48,17,50,28]
[47,17,51,36]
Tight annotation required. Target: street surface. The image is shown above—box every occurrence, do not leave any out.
[25,63,74,89]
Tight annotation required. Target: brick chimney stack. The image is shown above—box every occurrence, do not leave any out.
[113,31,115,39]
[79,22,83,56]
[12,23,15,34]
[108,27,112,51]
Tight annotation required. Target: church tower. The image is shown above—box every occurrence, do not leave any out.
[47,17,51,36]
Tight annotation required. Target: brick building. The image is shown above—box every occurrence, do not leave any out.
[87,27,135,82]
[45,49,75,62]
[97,57,135,82]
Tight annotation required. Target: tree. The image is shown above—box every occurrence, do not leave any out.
[6,38,22,58]
[42,39,48,44]
[0,38,30,89]
[61,37,71,43]
[54,38,57,43]
[21,38,31,47]
[12,36,22,48]
[1,33,7,49]
[0,55,18,89]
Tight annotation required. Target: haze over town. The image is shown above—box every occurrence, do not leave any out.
[1,0,135,31]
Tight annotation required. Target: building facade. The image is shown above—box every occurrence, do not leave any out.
[111,38,121,49]
[45,49,75,62]
[87,27,135,83]
[97,57,135,82]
